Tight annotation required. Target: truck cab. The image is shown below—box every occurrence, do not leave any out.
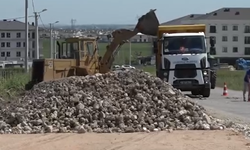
[154,24,216,98]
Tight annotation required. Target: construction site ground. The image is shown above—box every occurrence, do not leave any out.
[0,87,249,150]
[0,130,249,150]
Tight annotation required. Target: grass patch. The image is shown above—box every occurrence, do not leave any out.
[42,39,152,64]
[0,69,30,99]
[216,70,244,91]
[139,65,156,76]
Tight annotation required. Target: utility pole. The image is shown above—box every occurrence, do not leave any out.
[34,9,47,59]
[50,23,53,58]
[49,21,59,59]
[54,31,57,58]
[24,0,29,72]
[34,12,39,59]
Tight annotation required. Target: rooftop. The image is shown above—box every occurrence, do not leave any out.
[161,14,203,25]
[162,7,250,25]
[0,19,37,30]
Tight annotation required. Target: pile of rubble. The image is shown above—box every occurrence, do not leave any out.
[0,69,231,134]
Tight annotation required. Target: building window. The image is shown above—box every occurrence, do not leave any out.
[23,42,26,47]
[16,42,21,47]
[6,42,10,47]
[28,51,30,57]
[209,26,216,33]
[1,52,5,57]
[233,47,238,53]
[245,47,250,55]
[6,52,10,57]
[28,33,30,38]
[16,51,21,57]
[245,25,250,33]
[6,33,10,38]
[1,33,5,38]
[16,32,21,38]
[222,47,228,52]
[233,36,238,42]
[245,36,250,44]
[222,25,228,31]
[222,36,228,42]
[32,41,35,48]
[1,42,5,47]
[233,25,238,31]
[32,32,35,39]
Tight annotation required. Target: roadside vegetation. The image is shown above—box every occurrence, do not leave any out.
[0,68,30,99]
[216,70,244,91]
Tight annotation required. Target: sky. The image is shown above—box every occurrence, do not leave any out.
[0,0,250,25]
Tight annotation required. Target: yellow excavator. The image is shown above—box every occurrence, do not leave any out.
[25,9,160,90]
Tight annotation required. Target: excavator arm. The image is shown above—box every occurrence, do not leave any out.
[99,9,160,73]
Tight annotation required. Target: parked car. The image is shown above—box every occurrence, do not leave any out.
[121,65,135,69]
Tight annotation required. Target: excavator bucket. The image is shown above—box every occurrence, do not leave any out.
[135,9,160,36]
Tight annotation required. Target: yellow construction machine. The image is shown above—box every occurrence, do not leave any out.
[25,9,160,90]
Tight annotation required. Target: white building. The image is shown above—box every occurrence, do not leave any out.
[0,20,43,61]
[130,33,149,42]
[161,7,250,64]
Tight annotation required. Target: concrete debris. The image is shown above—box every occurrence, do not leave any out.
[0,69,232,134]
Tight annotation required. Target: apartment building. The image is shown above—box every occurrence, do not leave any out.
[0,20,43,61]
[161,7,250,64]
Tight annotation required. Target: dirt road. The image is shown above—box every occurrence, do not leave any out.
[0,130,249,150]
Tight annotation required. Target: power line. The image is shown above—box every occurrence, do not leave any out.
[2,15,34,20]
[31,0,47,29]
[39,16,47,29]
[31,0,36,12]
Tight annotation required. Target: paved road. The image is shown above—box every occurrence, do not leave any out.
[186,87,250,123]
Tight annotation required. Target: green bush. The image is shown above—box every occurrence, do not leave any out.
[0,68,30,99]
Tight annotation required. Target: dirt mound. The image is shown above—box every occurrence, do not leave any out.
[0,69,225,134]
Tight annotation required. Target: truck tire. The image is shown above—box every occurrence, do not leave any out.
[210,70,216,89]
[202,87,211,98]
[191,90,200,95]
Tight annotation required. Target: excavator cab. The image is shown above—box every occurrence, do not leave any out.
[26,37,99,90]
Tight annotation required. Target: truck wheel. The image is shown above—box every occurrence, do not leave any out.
[191,90,200,95]
[202,88,211,98]
[211,71,216,89]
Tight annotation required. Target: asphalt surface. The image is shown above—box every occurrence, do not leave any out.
[186,87,250,124]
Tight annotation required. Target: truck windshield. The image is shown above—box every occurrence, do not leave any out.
[163,36,205,54]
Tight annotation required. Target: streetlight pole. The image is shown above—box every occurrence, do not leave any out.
[50,23,53,58]
[24,0,29,72]
[34,9,47,59]
[53,30,57,58]
[49,21,59,58]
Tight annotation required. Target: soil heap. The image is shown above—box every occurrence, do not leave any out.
[0,69,225,134]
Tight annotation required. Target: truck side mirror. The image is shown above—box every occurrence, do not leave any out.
[209,37,215,47]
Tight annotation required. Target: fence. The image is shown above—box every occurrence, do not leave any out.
[0,68,26,80]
